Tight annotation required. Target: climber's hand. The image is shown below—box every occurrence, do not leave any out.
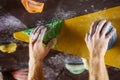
[29,26,55,62]
[85,20,116,57]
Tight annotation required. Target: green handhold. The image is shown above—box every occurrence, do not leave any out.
[23,20,63,47]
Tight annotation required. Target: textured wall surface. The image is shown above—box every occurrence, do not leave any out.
[0,0,120,80]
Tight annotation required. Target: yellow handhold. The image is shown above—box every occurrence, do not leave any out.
[0,43,17,53]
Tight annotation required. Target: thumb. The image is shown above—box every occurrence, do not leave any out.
[45,39,55,51]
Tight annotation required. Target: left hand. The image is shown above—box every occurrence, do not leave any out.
[29,26,55,62]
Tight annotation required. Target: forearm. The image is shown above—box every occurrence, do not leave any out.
[89,52,109,80]
[85,20,115,80]
[28,60,44,80]
[28,26,54,80]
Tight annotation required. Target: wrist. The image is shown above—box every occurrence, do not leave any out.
[29,55,43,63]
[29,58,42,65]
[90,56,104,61]
[90,54,105,62]
[90,49,105,58]
[90,51,105,61]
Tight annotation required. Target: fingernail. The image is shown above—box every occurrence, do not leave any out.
[41,26,46,29]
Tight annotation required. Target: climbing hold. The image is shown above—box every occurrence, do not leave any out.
[21,0,44,13]
[65,64,85,74]
[106,25,117,50]
[0,43,17,53]
[64,57,86,74]
[13,20,63,47]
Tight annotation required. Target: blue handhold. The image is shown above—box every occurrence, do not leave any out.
[106,25,117,50]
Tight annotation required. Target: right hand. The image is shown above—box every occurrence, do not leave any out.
[85,20,116,57]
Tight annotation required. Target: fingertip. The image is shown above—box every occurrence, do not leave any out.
[40,26,46,30]
[44,27,47,32]
[107,21,111,25]
[111,27,116,34]
[85,33,89,42]
[49,39,55,47]
[107,22,112,30]
[46,39,55,49]
[113,27,116,32]
[41,27,47,33]
[101,19,107,22]
[100,19,107,24]
[106,27,116,39]
[90,22,94,27]
[39,25,45,29]
[37,26,45,34]
[32,26,40,34]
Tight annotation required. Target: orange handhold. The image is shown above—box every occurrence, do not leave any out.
[21,0,44,13]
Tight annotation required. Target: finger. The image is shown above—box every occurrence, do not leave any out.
[29,33,34,44]
[101,21,111,37]
[85,33,89,42]
[89,21,98,37]
[87,33,91,41]
[30,26,45,43]
[95,20,107,36]
[89,22,94,35]
[30,26,44,39]
[45,39,55,51]
[32,26,40,34]
[30,26,40,43]
[35,26,45,38]
[106,28,116,39]
[36,26,45,34]
[37,27,47,42]
[30,26,39,40]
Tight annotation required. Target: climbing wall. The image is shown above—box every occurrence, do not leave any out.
[14,6,120,68]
